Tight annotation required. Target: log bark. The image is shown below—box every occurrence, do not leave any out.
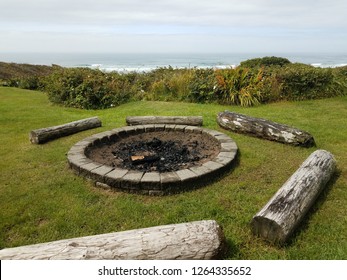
[0,220,226,260]
[217,111,315,147]
[251,150,336,244]
[126,116,203,126]
[29,117,102,144]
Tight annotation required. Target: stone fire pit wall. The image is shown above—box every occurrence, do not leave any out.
[67,124,238,195]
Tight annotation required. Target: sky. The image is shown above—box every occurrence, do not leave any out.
[0,0,346,54]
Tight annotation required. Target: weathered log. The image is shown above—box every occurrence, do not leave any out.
[29,117,102,144]
[251,150,336,244]
[217,111,315,147]
[126,116,203,126]
[0,220,226,260]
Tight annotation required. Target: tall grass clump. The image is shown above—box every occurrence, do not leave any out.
[214,67,266,106]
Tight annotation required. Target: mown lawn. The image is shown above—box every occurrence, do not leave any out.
[0,86,346,259]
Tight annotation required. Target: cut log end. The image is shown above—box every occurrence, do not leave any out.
[251,216,285,244]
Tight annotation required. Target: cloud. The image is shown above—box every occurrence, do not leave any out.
[0,0,346,53]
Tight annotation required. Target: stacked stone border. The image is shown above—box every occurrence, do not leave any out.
[67,124,238,195]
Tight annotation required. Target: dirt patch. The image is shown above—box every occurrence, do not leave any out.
[86,131,220,172]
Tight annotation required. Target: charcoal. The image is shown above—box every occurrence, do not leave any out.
[111,137,205,172]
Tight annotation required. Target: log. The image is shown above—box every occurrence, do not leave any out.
[217,111,315,147]
[251,150,336,244]
[126,116,203,126]
[0,220,226,260]
[29,117,102,144]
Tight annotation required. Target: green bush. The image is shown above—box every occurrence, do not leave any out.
[274,64,341,100]
[187,68,215,103]
[42,68,132,109]
[240,56,291,68]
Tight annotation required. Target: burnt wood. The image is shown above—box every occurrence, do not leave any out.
[217,111,315,147]
[251,150,336,244]
[0,220,226,260]
[29,117,102,144]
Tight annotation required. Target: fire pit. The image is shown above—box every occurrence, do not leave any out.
[67,124,238,195]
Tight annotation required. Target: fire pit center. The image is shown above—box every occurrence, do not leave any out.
[68,124,238,195]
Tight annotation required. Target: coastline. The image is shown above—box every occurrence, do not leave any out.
[1,52,347,72]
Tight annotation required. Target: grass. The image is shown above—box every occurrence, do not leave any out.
[0,86,346,259]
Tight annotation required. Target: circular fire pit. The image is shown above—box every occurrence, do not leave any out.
[67,124,238,195]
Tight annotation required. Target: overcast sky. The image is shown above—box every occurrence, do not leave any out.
[1,0,346,53]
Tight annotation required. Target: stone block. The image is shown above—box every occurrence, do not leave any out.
[104,168,128,188]
[176,169,197,182]
[141,172,161,190]
[122,171,144,189]
[184,126,203,134]
[90,165,114,182]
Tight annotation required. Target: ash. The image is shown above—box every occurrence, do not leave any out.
[112,137,206,172]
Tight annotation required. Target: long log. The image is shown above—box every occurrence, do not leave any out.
[126,116,203,126]
[217,111,315,147]
[0,220,226,260]
[251,150,336,244]
[29,117,102,144]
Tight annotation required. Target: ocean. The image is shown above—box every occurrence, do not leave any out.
[1,52,347,72]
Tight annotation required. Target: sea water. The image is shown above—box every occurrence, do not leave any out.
[1,52,347,72]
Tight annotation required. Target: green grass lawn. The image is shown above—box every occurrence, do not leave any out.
[0,86,346,259]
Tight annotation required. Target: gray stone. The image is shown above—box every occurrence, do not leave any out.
[122,171,144,189]
[203,161,224,171]
[141,172,161,190]
[143,124,156,132]
[189,165,211,176]
[220,142,238,152]
[174,125,187,132]
[90,165,114,182]
[176,169,197,181]
[202,129,224,137]
[164,124,176,131]
[218,152,236,159]
[160,172,180,185]
[214,156,232,166]
[215,134,234,143]
[154,124,166,131]
[79,162,104,178]
[104,168,128,187]
[184,126,203,134]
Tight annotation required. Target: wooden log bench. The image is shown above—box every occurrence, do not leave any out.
[126,116,203,126]
[29,117,102,144]
[217,111,315,147]
[251,150,336,244]
[0,220,226,260]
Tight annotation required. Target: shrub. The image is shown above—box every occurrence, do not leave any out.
[42,68,132,109]
[187,68,215,103]
[240,56,291,68]
[274,64,340,100]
